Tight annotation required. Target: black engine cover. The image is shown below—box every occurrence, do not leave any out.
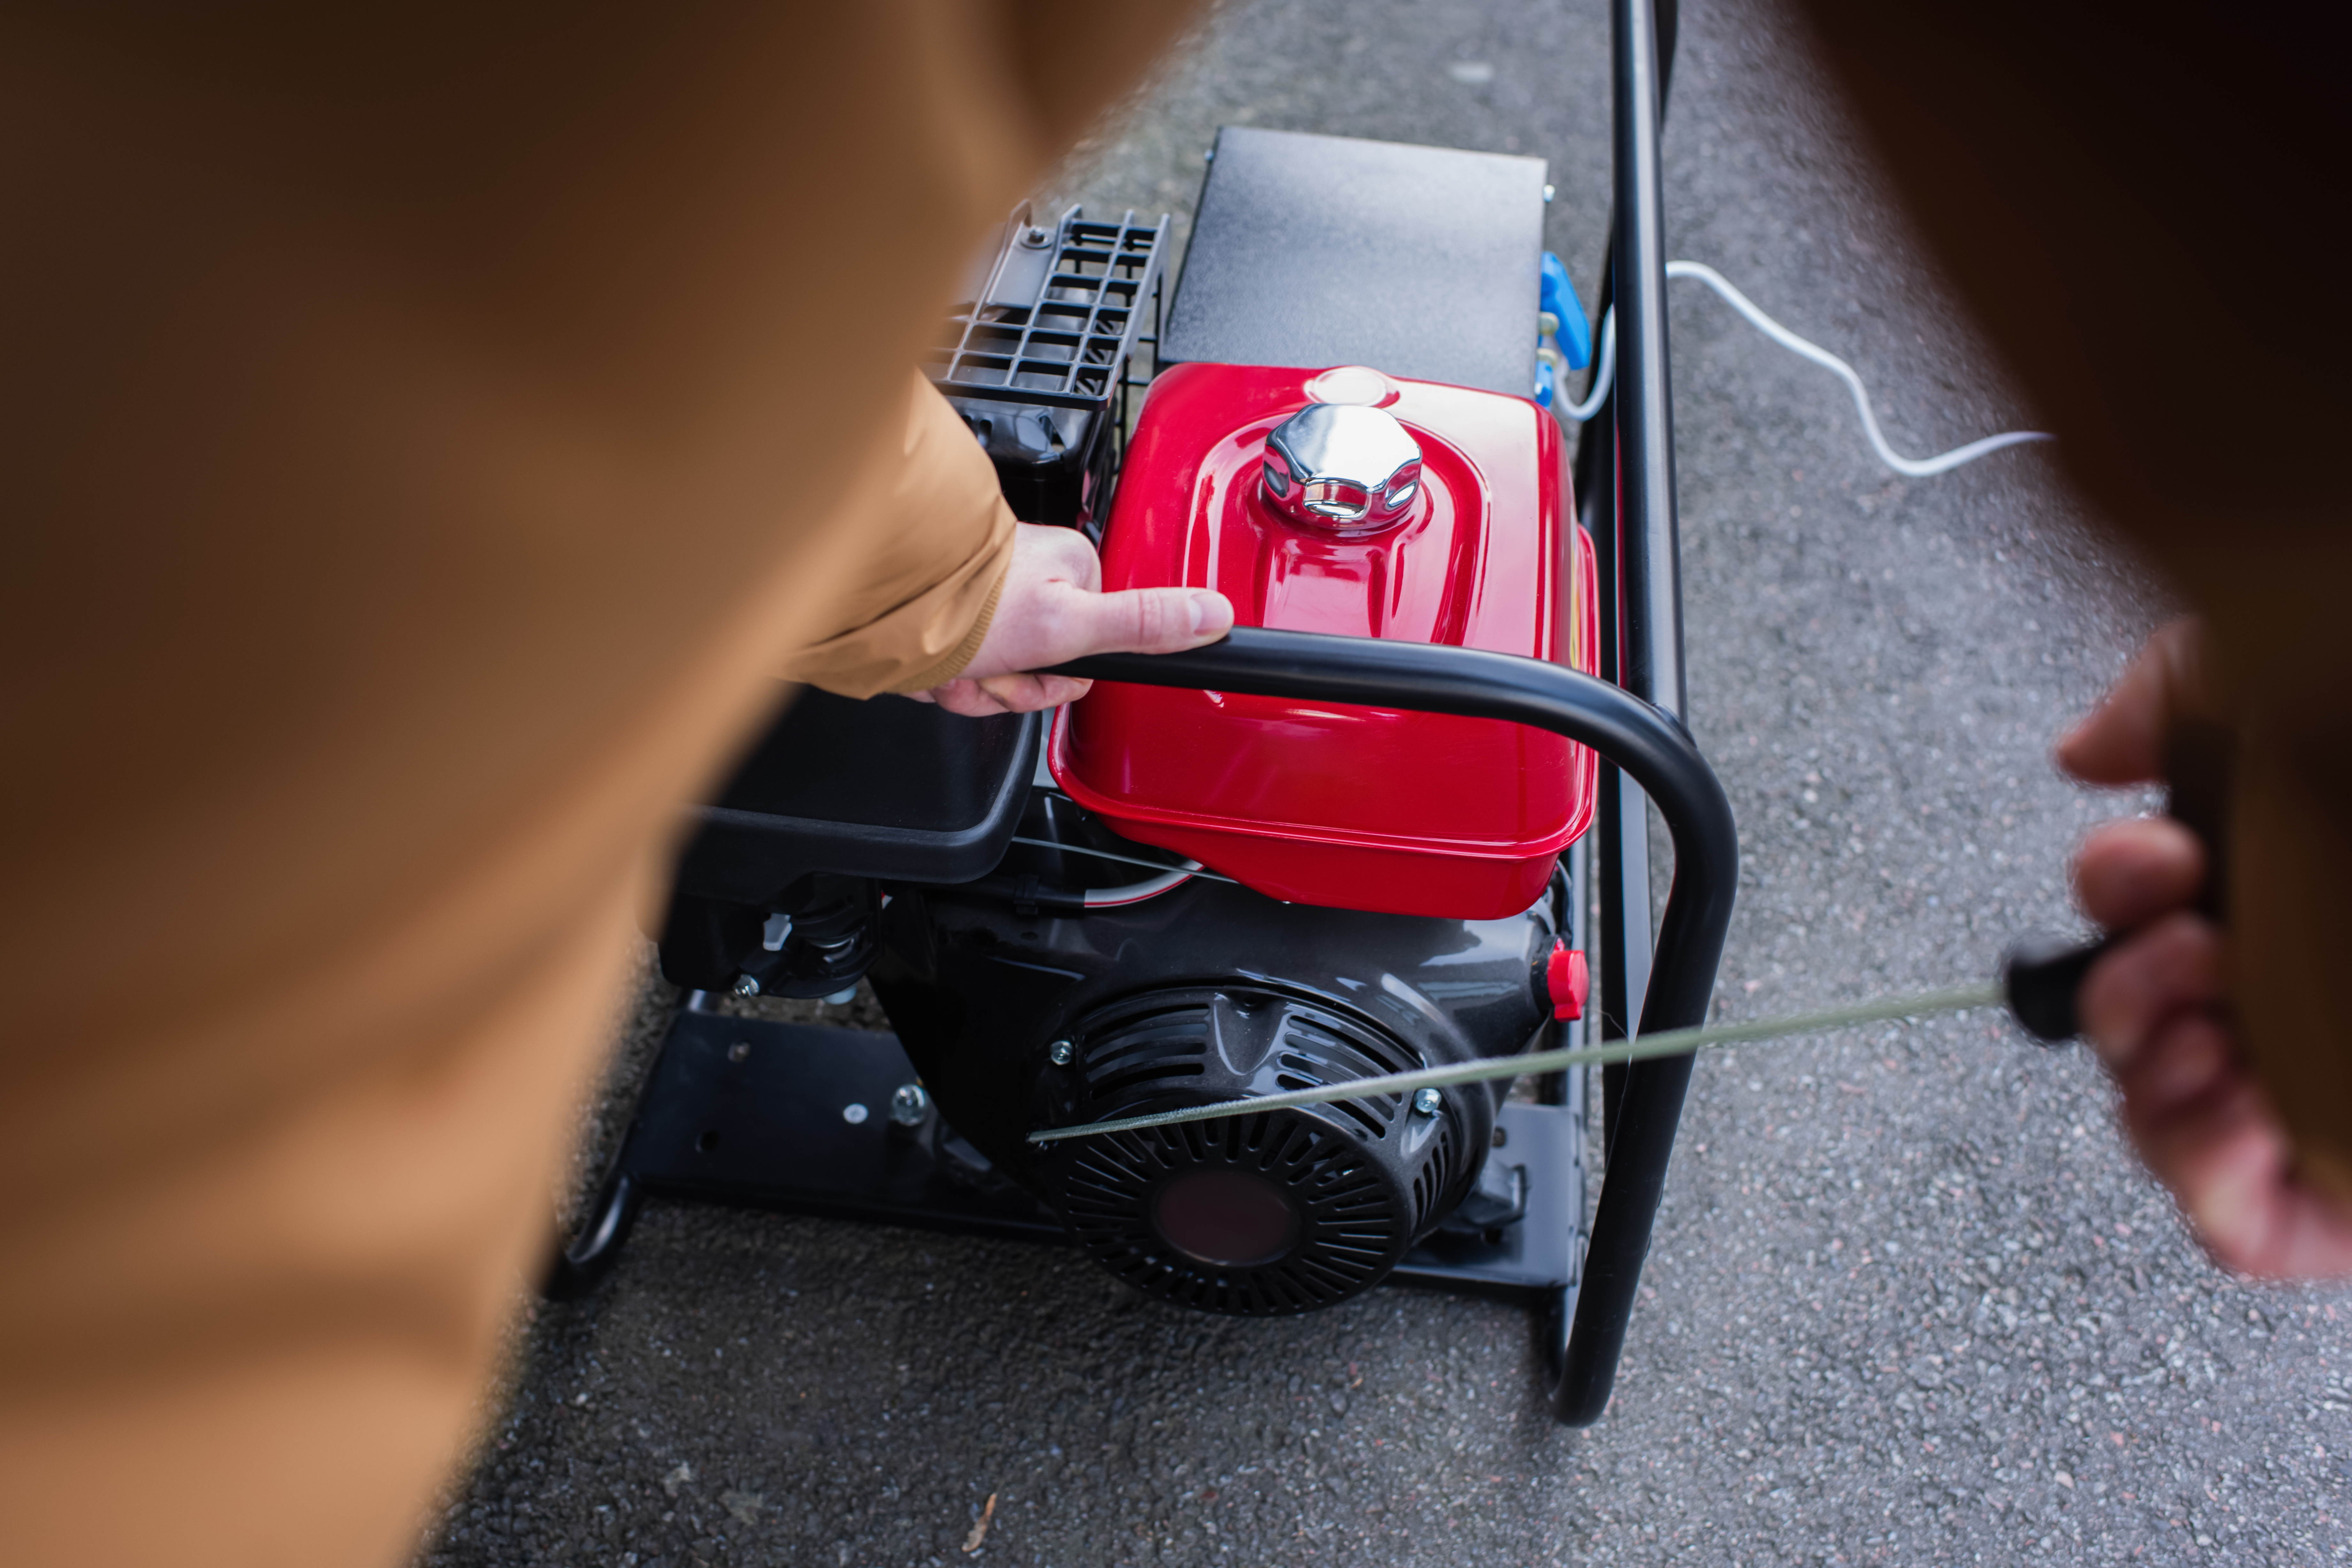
[869,876,1556,1314]
[1039,985,1463,1313]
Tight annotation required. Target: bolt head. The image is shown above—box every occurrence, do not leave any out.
[1047,1040,1075,1067]
[888,1083,930,1126]
[1411,1087,1443,1117]
[727,1041,751,1063]
[731,974,761,997]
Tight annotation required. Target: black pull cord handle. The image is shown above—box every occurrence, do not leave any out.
[2001,720,2233,1043]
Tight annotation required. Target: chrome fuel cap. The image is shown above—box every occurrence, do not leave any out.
[1260,402,1423,533]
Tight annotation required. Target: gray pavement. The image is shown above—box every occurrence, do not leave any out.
[417,2,2352,1563]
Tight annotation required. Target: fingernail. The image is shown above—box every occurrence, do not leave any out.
[1189,591,1233,637]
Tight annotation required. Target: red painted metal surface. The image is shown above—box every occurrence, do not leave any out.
[1049,362,1599,918]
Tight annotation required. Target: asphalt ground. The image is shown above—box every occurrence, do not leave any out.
[417,1,2352,1564]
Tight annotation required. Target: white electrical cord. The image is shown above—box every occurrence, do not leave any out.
[1556,309,1616,424]
[1553,260,2054,479]
[1008,836,1238,885]
[1082,865,1199,908]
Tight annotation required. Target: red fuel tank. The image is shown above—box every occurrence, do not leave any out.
[1048,362,1598,919]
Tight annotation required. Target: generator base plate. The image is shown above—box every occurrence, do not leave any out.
[549,1008,1586,1306]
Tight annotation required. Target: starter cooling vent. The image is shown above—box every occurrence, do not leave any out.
[1058,1112,1405,1314]
[1038,986,1440,1316]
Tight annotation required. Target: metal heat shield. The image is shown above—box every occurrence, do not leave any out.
[1161,127,1548,398]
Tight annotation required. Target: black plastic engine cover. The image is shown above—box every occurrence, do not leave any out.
[868,877,1556,1314]
[672,686,1036,904]
[653,687,1036,996]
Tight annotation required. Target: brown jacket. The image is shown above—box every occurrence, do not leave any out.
[0,5,1193,1564]
[1794,0,2352,1196]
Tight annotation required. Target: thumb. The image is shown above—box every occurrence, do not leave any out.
[1061,584,1235,659]
[2057,617,2210,785]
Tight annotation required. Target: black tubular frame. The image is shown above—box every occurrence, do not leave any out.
[1050,633,1733,1424]
[1575,0,1693,1427]
[1041,644,1730,1023]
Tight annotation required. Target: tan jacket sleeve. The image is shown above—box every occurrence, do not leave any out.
[1795,0,2352,1194]
[0,4,1202,1567]
[774,372,1019,698]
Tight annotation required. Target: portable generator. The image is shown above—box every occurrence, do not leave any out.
[553,0,1736,1427]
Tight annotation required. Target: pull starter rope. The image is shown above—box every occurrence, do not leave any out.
[1024,982,2002,1145]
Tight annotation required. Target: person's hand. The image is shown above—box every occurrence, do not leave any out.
[908,523,1234,716]
[2062,620,2352,1278]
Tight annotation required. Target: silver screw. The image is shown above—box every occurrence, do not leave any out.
[889,1083,931,1126]
[1411,1087,1443,1117]
[1047,1040,1075,1067]
[727,1041,751,1063]
[731,974,761,997]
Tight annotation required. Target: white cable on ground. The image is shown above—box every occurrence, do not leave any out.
[1552,261,2053,480]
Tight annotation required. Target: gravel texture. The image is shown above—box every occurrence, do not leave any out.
[417,1,2352,1563]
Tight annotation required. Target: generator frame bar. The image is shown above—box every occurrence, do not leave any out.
[1564,0,1695,1429]
[1053,638,1732,1423]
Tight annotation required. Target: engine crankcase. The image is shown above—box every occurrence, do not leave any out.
[870,877,1556,1314]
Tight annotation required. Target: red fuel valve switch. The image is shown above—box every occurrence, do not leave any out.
[1544,938,1589,1021]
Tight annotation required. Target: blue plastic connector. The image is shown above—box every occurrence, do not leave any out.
[1534,355,1557,408]
[1539,252,1593,373]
